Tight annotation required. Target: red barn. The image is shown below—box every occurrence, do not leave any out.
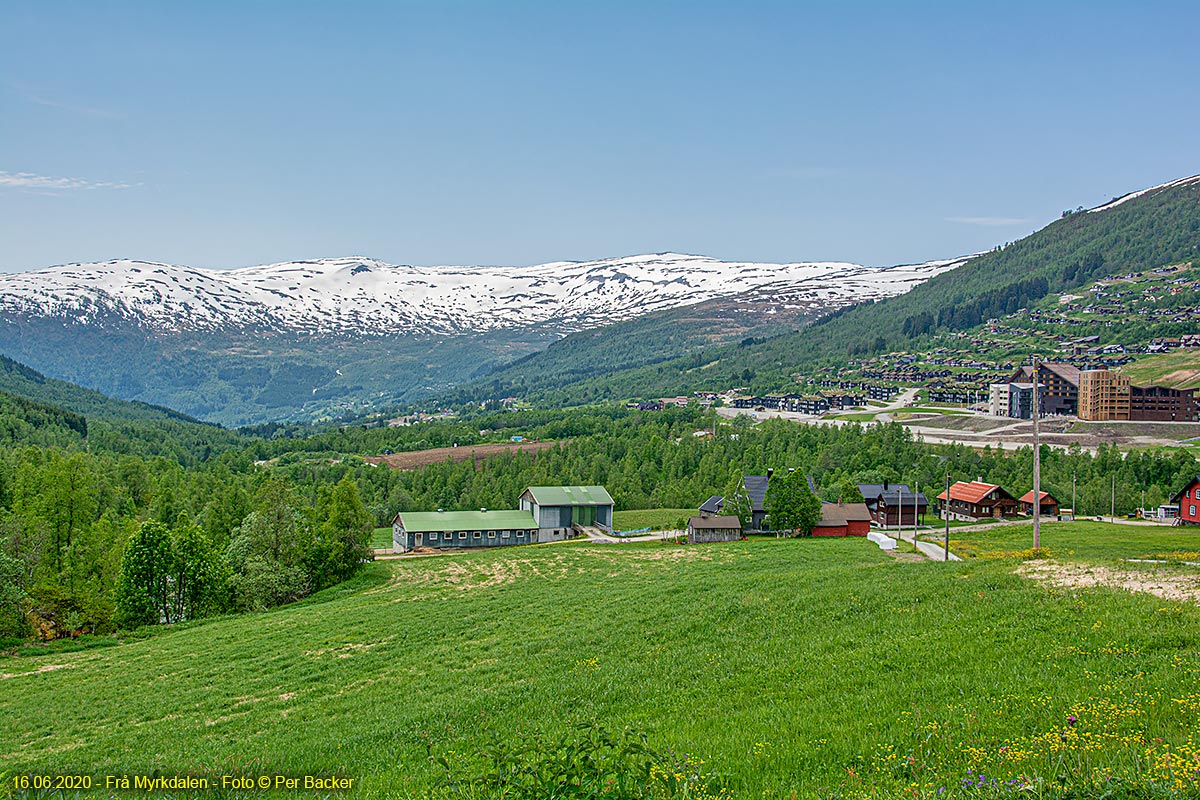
[1170,477,1200,525]
[813,501,873,537]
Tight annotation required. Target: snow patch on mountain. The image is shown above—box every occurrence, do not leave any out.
[0,253,968,336]
[1088,175,1200,214]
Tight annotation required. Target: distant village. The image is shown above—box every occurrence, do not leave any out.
[390,469,1200,555]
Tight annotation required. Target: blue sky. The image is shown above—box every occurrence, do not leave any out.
[1,1,1197,272]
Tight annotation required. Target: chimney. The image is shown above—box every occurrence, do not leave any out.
[884,480,889,491]
[767,468,774,479]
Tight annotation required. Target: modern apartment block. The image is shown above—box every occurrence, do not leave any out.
[1077,368,1197,421]
[1078,369,1131,421]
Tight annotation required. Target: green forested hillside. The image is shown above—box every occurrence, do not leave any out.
[0,354,247,462]
[463,176,1200,403]
[448,295,814,404]
[0,319,553,426]
[0,353,205,424]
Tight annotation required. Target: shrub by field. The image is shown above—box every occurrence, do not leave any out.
[3,531,1200,798]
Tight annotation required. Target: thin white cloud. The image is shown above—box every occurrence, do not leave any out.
[0,170,134,191]
[6,80,121,119]
[946,216,1032,227]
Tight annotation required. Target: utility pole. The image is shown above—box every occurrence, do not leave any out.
[1072,472,1077,521]
[907,482,916,556]
[1032,356,1041,550]
[1111,474,1116,522]
[944,472,951,561]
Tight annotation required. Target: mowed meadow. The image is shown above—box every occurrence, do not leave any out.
[4,527,1200,799]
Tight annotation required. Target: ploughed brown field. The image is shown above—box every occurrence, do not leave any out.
[363,440,560,470]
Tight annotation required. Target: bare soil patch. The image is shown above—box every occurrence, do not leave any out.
[364,440,560,470]
[1018,560,1200,604]
[886,550,927,562]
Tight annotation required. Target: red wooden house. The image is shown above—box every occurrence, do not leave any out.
[813,501,873,537]
[1019,490,1060,519]
[1170,477,1200,525]
[936,480,1020,521]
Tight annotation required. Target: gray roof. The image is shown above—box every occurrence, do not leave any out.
[688,515,742,530]
[879,490,928,506]
[1011,362,1081,387]
[743,475,769,512]
[858,483,913,497]
[699,495,724,514]
[818,501,873,524]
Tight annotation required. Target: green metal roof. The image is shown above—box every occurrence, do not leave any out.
[397,509,536,532]
[521,485,614,506]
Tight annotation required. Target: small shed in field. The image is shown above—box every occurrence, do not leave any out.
[813,501,873,537]
[687,515,743,543]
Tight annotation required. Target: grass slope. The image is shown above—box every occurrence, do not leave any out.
[612,508,696,531]
[5,528,1200,798]
[1120,350,1200,390]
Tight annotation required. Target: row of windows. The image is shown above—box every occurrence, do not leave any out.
[424,530,534,542]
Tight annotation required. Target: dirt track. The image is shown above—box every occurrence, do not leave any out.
[364,440,560,470]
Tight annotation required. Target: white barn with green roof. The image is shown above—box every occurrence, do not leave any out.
[519,485,614,540]
[392,509,538,553]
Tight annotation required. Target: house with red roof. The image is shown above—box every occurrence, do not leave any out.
[936,480,1020,521]
[1019,490,1060,519]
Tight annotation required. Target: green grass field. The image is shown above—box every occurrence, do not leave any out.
[829,412,878,422]
[950,519,1200,563]
[1120,349,1200,390]
[4,530,1200,798]
[371,526,393,549]
[612,508,694,531]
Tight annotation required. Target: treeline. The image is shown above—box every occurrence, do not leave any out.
[0,444,373,641]
[274,408,1197,534]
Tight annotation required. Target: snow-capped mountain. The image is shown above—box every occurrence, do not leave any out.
[0,253,968,336]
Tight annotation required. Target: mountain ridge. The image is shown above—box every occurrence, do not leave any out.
[0,252,965,337]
